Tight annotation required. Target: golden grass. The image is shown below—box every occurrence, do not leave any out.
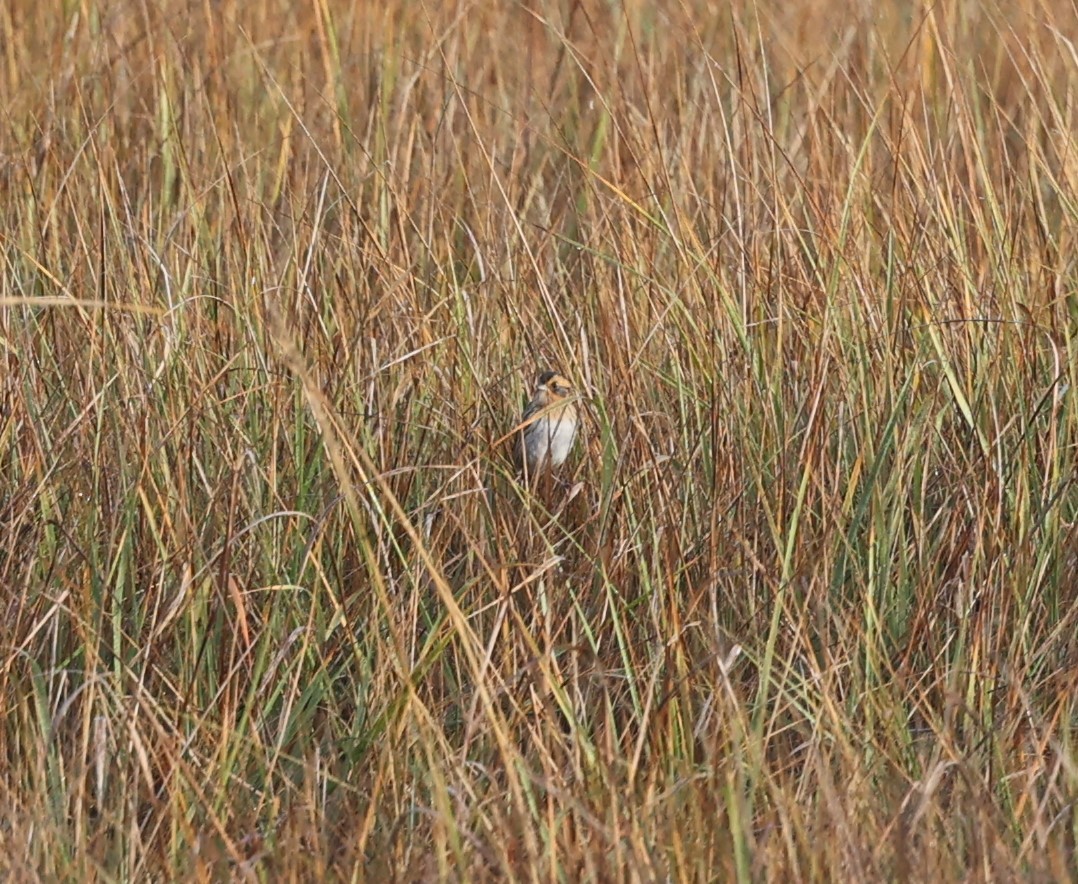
[1,0,1077,878]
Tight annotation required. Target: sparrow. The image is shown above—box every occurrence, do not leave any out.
[514,370,579,482]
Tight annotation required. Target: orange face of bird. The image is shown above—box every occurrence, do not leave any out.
[535,371,573,402]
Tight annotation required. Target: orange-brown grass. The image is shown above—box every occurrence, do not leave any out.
[1,0,1076,879]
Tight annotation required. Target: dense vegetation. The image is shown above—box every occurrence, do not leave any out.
[1,1,1076,878]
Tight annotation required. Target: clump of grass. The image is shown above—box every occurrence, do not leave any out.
[1,0,1076,878]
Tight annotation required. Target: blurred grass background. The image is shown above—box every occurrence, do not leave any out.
[1,0,1077,878]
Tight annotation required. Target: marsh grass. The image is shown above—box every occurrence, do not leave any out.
[1,0,1077,879]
